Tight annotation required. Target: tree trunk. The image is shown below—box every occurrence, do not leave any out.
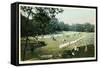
[23,35,28,60]
[22,12,31,61]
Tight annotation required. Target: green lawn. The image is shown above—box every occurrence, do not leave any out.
[21,31,95,61]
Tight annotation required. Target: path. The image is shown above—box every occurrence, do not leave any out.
[59,36,85,48]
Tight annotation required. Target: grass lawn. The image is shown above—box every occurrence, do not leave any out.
[20,31,95,61]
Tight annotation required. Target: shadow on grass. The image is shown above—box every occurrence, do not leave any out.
[21,44,95,61]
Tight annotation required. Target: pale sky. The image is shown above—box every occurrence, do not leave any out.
[20,5,96,25]
[56,7,96,25]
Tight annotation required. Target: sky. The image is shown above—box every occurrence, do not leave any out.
[56,7,96,25]
[20,5,96,25]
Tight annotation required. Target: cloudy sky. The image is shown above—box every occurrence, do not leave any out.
[56,7,96,25]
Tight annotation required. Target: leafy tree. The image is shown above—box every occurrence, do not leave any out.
[83,23,94,32]
[58,22,65,31]
[48,18,60,33]
[69,23,94,32]
[64,24,69,31]
[20,6,63,60]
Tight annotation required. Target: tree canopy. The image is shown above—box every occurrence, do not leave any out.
[20,6,64,37]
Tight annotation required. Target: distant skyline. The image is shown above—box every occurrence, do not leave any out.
[56,7,96,25]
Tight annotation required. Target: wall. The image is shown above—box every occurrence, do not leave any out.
[0,0,99,68]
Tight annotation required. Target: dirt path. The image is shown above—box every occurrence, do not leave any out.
[59,36,85,48]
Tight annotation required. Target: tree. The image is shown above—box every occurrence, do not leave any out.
[84,23,95,32]
[21,6,34,60]
[48,18,59,33]
[64,24,69,31]
[32,7,63,35]
[68,23,94,32]
[20,6,63,60]
[58,22,65,31]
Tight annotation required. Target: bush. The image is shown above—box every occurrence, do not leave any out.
[21,41,47,61]
[62,50,72,58]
